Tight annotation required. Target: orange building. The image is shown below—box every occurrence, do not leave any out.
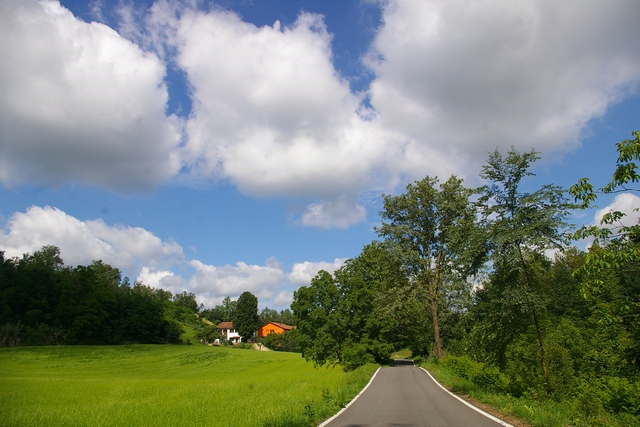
[257,321,295,339]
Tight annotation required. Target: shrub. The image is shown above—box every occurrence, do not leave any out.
[574,376,640,417]
[341,343,375,371]
[439,355,509,393]
[0,322,22,347]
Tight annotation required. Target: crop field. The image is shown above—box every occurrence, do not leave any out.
[0,345,376,427]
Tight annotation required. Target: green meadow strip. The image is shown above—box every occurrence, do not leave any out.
[0,345,377,427]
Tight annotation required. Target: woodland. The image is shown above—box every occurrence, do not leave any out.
[291,131,640,421]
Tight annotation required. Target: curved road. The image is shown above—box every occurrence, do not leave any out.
[320,364,512,427]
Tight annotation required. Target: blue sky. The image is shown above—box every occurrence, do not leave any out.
[1,0,639,310]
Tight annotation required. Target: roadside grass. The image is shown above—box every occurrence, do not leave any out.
[422,361,637,427]
[0,345,377,427]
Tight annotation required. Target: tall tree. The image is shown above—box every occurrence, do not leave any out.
[292,270,342,367]
[478,147,574,394]
[292,242,404,370]
[569,130,640,374]
[375,175,482,359]
[234,291,259,342]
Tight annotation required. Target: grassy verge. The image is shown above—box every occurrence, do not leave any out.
[0,345,377,427]
[422,361,638,427]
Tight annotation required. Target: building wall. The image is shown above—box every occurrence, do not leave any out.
[257,323,286,339]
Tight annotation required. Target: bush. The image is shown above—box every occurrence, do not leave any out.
[0,322,22,347]
[341,343,375,371]
[439,355,509,393]
[262,329,301,352]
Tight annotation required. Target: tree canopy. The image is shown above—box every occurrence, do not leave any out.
[234,291,259,342]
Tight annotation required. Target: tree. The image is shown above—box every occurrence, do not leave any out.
[292,271,341,366]
[234,291,259,342]
[259,307,280,325]
[569,130,640,376]
[173,291,199,313]
[477,147,574,394]
[292,243,410,370]
[375,175,483,359]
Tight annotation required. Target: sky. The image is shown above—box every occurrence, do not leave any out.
[1,0,640,310]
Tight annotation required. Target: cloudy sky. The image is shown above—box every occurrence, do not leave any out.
[1,0,639,309]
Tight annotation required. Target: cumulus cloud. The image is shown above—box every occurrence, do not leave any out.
[188,257,285,307]
[172,8,396,199]
[0,0,182,190]
[367,0,640,167]
[0,206,184,272]
[273,290,294,308]
[288,258,348,286]
[594,193,640,229]
[301,197,367,229]
[4,0,640,230]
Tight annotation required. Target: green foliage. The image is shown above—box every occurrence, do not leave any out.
[376,175,484,359]
[0,322,23,347]
[292,243,400,370]
[477,147,575,395]
[262,329,301,352]
[0,246,193,346]
[438,355,509,394]
[234,291,260,342]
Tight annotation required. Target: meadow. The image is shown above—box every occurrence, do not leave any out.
[0,345,377,427]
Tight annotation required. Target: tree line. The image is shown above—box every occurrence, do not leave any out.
[0,247,190,346]
[291,131,640,418]
[0,243,295,348]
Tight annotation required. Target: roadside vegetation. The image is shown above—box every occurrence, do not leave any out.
[0,344,376,427]
[291,131,640,424]
[423,357,639,427]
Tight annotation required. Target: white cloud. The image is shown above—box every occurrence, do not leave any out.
[273,290,294,308]
[173,8,395,202]
[301,198,367,229]
[287,258,348,286]
[137,266,174,288]
[367,0,640,167]
[4,1,640,230]
[0,0,182,190]
[0,206,184,274]
[188,257,285,307]
[594,193,640,229]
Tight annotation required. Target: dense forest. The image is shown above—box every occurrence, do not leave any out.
[0,247,291,347]
[291,131,640,420]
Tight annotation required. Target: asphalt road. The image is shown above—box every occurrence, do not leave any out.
[320,365,512,427]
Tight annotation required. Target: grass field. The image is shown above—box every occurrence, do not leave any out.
[0,345,377,427]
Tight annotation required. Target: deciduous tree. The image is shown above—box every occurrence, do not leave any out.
[477,147,574,394]
[375,175,483,359]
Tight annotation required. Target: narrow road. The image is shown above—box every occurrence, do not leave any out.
[320,365,512,427]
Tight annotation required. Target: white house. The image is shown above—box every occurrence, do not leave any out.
[216,321,242,344]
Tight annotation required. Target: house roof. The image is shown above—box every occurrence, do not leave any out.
[217,321,234,329]
[260,321,295,330]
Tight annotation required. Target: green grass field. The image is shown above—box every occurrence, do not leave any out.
[0,345,377,427]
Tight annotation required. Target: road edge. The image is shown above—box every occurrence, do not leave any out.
[419,367,514,427]
[317,367,382,427]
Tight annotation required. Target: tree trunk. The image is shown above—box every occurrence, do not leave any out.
[430,291,443,359]
[516,245,551,395]
[430,250,443,360]
[532,308,551,395]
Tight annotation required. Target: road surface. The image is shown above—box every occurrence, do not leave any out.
[320,364,512,427]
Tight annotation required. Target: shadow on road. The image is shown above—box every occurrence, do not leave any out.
[392,359,414,366]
